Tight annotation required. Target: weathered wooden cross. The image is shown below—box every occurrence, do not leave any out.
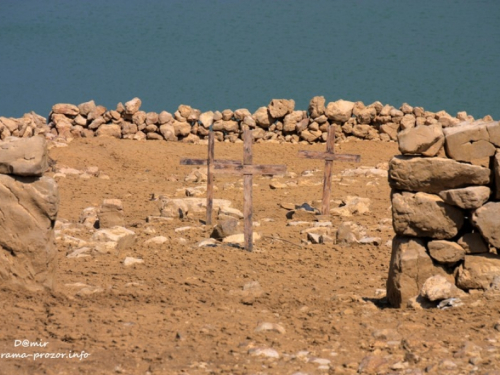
[180,128,286,251]
[298,125,360,215]
[180,130,241,226]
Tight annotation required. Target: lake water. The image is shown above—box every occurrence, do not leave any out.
[1,0,499,119]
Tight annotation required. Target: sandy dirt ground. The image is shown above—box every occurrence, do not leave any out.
[0,137,500,375]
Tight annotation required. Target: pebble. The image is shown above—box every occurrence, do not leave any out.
[248,347,280,359]
[254,322,286,334]
[198,238,218,247]
[66,247,92,258]
[174,226,202,233]
[123,257,144,266]
[309,357,331,365]
[144,236,168,245]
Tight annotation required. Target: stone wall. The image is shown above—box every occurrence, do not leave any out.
[387,120,500,308]
[0,136,59,291]
[0,97,494,144]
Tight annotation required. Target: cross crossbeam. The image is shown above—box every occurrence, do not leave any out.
[298,125,361,215]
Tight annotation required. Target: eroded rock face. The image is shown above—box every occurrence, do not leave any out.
[268,99,295,119]
[388,156,490,194]
[325,99,355,123]
[386,236,448,308]
[439,186,491,209]
[457,254,500,290]
[0,136,49,176]
[0,175,59,291]
[392,191,464,239]
[444,122,496,163]
[471,202,500,248]
[397,124,444,156]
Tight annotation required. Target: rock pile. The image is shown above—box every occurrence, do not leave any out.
[2,97,494,145]
[387,119,500,307]
[0,136,59,291]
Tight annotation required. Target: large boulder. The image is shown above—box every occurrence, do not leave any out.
[52,103,79,116]
[387,236,448,308]
[392,191,464,239]
[388,156,490,194]
[325,99,354,123]
[471,202,500,248]
[0,136,48,176]
[397,124,444,156]
[427,240,465,265]
[125,97,142,115]
[0,175,59,291]
[456,254,500,290]
[253,107,274,129]
[438,186,491,209]
[444,122,495,163]
[96,124,122,138]
[268,99,295,119]
[309,96,326,118]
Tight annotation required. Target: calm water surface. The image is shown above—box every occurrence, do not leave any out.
[1,0,499,119]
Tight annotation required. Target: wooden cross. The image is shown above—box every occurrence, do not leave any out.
[298,125,360,215]
[180,131,241,226]
[213,127,286,251]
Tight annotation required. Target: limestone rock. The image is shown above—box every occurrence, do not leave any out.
[379,122,399,141]
[427,240,465,265]
[392,191,464,239]
[388,156,490,194]
[158,111,173,125]
[199,111,214,128]
[77,100,96,117]
[387,236,448,308]
[79,206,99,229]
[222,232,261,245]
[99,199,125,228]
[253,107,274,129]
[0,175,59,291]
[325,99,355,122]
[283,111,304,132]
[52,103,79,116]
[420,275,465,301]
[268,99,295,118]
[471,202,500,248]
[123,257,144,267]
[96,124,121,138]
[309,96,325,118]
[173,120,191,137]
[125,97,142,115]
[398,124,444,156]
[91,226,135,251]
[458,232,489,254]
[457,254,500,290]
[233,108,252,121]
[211,219,239,239]
[0,136,48,176]
[439,186,490,209]
[160,197,232,218]
[444,122,495,163]
[336,221,366,244]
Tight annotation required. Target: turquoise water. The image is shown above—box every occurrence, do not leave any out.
[1,0,499,119]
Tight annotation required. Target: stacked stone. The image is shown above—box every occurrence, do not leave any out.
[387,119,500,308]
[0,112,50,140]
[43,96,492,144]
[0,136,59,291]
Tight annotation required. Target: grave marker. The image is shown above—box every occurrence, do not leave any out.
[298,125,360,215]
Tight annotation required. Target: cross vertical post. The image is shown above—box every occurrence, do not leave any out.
[243,127,253,251]
[206,130,215,225]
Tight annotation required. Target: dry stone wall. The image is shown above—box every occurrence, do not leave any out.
[387,119,500,308]
[0,97,495,144]
[0,136,59,291]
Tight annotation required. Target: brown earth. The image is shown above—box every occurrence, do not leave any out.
[1,137,500,375]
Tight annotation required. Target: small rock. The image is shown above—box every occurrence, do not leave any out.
[420,275,466,301]
[123,257,144,267]
[254,322,286,334]
[144,236,168,245]
[248,347,280,359]
[437,298,464,309]
[198,238,218,247]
